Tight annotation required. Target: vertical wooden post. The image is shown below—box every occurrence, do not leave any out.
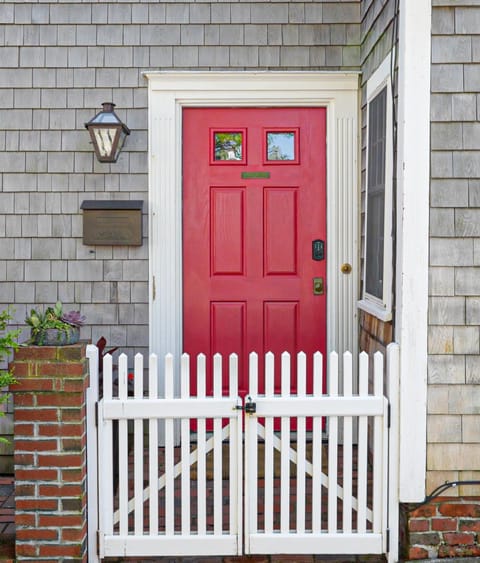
[10,344,89,562]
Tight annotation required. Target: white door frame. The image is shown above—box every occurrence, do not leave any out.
[145,72,360,386]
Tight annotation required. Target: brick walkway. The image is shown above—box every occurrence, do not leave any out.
[0,476,14,562]
[103,445,387,562]
[0,465,386,563]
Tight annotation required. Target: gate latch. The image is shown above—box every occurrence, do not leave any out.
[234,396,256,414]
[245,396,256,414]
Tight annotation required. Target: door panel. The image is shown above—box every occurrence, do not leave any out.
[183,107,327,397]
[210,187,245,275]
[264,188,298,275]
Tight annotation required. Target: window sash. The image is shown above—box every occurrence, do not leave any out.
[365,87,387,301]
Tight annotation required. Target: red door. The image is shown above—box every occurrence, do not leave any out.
[183,108,326,397]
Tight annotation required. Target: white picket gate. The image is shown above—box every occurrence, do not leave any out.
[86,344,399,562]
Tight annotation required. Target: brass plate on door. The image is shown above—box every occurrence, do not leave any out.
[313,277,324,295]
[241,171,270,179]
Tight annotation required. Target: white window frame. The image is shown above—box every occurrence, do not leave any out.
[358,53,394,322]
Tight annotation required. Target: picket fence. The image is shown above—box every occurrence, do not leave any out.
[86,344,399,562]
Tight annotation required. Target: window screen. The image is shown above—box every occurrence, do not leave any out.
[365,86,387,300]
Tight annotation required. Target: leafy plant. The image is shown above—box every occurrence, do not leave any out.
[25,302,85,345]
[0,308,21,443]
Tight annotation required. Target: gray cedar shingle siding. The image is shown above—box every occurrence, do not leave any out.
[428,1,480,490]
[0,1,361,377]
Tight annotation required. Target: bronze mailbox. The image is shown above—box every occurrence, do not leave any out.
[80,200,143,246]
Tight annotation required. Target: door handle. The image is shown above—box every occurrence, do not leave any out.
[313,277,324,295]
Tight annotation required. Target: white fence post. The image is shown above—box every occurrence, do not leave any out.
[387,343,400,563]
[86,344,100,563]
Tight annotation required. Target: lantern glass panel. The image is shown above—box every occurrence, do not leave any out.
[93,127,118,159]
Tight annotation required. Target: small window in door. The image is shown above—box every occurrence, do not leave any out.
[264,128,299,164]
[211,129,246,164]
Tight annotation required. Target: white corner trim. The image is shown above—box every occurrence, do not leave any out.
[396,1,431,502]
[145,72,360,383]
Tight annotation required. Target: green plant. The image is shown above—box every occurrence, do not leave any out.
[25,302,85,345]
[0,308,21,443]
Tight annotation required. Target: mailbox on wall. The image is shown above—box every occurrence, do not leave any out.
[80,200,143,246]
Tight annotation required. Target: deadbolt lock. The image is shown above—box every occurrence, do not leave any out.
[313,277,324,295]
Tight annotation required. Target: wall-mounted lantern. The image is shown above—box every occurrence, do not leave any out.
[85,102,130,163]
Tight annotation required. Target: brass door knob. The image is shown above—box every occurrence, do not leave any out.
[341,263,352,274]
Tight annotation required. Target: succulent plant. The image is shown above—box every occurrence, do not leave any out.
[61,310,86,327]
[25,302,86,345]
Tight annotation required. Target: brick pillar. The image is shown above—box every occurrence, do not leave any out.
[10,343,89,562]
[403,499,480,560]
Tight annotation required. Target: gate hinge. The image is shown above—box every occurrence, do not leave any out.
[95,402,99,427]
[387,403,391,428]
[386,528,390,552]
[97,530,100,556]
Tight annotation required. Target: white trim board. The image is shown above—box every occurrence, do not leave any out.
[145,72,360,390]
[396,2,431,501]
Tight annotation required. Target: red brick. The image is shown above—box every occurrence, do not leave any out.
[14,453,34,465]
[459,519,480,532]
[13,346,58,361]
[438,545,480,558]
[15,468,58,481]
[61,527,87,542]
[38,362,85,377]
[14,484,35,496]
[12,393,35,406]
[15,513,36,527]
[42,424,85,438]
[16,528,58,541]
[271,557,313,562]
[15,439,57,452]
[57,345,87,362]
[37,392,82,407]
[439,503,480,518]
[16,543,39,557]
[9,362,32,377]
[15,408,58,422]
[63,379,86,392]
[16,498,58,511]
[432,517,457,531]
[13,422,34,436]
[14,378,54,391]
[61,437,84,451]
[38,514,84,527]
[410,504,436,518]
[61,467,86,483]
[39,484,84,497]
[224,558,269,563]
[39,543,84,557]
[408,546,429,560]
[38,453,83,467]
[409,518,430,532]
[61,408,85,423]
[443,532,475,545]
